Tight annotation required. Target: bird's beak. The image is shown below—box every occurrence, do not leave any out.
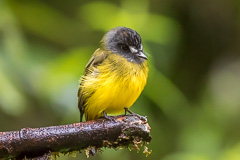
[137,51,148,60]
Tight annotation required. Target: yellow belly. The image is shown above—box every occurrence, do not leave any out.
[82,54,148,120]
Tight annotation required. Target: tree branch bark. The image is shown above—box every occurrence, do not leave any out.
[0,115,151,159]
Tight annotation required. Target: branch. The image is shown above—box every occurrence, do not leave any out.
[0,115,151,159]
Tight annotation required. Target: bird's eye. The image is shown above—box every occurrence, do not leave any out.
[121,45,129,51]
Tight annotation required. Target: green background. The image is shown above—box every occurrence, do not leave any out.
[1,0,240,159]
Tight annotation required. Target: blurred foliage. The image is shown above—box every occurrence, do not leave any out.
[1,0,240,159]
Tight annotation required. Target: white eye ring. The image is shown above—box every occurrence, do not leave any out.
[129,46,138,53]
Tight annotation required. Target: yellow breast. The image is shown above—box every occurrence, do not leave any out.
[82,54,148,120]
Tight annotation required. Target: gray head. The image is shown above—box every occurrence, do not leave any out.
[101,27,147,64]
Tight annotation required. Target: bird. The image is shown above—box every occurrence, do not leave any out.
[78,27,149,122]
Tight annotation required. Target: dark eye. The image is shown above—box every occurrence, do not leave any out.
[121,45,129,51]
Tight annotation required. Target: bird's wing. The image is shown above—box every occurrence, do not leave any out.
[78,48,109,122]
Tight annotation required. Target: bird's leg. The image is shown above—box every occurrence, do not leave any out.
[124,107,147,121]
[124,107,136,115]
[124,107,128,115]
[102,111,114,121]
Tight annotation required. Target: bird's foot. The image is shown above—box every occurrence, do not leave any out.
[124,107,138,115]
[124,107,147,121]
[102,111,115,121]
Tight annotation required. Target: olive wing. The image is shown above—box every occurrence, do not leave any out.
[78,49,109,122]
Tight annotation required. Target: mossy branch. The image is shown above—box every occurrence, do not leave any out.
[0,115,151,159]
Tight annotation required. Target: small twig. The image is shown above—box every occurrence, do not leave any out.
[0,115,151,159]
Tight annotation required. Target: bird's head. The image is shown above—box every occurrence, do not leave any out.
[101,27,147,64]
